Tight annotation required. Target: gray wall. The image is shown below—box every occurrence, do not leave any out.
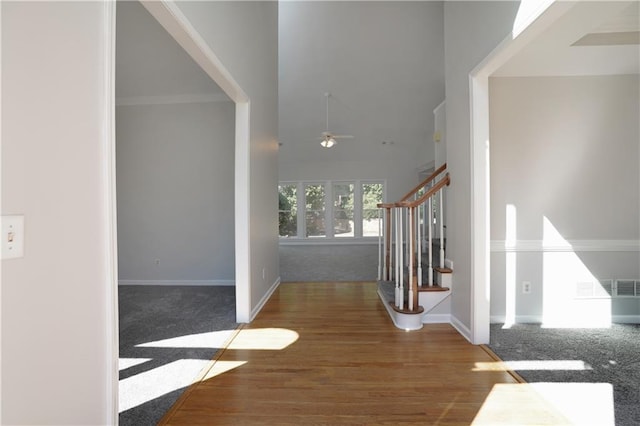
[279,244,378,282]
[175,2,280,317]
[489,75,640,322]
[116,101,235,283]
[278,1,445,203]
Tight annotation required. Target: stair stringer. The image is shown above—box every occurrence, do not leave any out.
[418,289,451,316]
[420,261,453,322]
[376,281,424,331]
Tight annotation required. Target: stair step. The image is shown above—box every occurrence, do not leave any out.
[434,266,452,274]
[418,285,450,292]
[389,301,424,315]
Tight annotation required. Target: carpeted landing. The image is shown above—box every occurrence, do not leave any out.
[118,285,238,426]
[489,323,640,426]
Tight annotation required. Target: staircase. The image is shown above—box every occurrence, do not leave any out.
[376,164,452,330]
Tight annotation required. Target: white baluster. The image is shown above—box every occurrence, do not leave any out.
[395,208,400,307]
[439,189,445,268]
[428,196,434,286]
[377,208,382,281]
[404,208,409,269]
[398,208,404,309]
[417,203,423,288]
[408,207,416,311]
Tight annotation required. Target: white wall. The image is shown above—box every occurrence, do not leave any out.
[278,1,445,203]
[116,101,235,283]
[443,1,521,332]
[489,75,640,322]
[2,2,116,423]
[173,2,279,316]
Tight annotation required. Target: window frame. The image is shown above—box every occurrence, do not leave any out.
[278,179,386,244]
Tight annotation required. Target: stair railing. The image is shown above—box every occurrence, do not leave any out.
[377,164,450,312]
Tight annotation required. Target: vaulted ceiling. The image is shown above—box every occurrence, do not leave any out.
[115,0,638,164]
[495,1,640,76]
[277,1,445,169]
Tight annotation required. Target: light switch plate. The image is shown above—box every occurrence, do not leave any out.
[2,215,25,260]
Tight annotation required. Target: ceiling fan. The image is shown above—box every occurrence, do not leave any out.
[318,92,353,148]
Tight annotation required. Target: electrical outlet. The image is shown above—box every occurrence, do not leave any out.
[523,281,531,294]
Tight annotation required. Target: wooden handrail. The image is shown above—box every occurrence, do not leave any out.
[399,163,447,202]
[376,163,447,210]
[398,173,450,209]
[376,203,396,209]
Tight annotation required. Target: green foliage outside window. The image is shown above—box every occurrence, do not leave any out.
[362,183,383,220]
[279,181,384,238]
[278,185,297,237]
[305,184,325,236]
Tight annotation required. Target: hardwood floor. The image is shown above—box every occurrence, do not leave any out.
[160,282,567,425]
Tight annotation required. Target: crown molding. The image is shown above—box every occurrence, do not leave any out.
[116,92,230,106]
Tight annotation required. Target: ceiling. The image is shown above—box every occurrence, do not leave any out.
[115,1,227,101]
[114,0,638,155]
[277,1,445,166]
[495,1,640,77]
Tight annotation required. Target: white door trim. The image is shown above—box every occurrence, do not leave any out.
[103,1,119,422]
[139,1,251,323]
[107,0,253,417]
[468,0,574,344]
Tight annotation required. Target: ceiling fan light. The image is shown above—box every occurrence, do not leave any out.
[321,138,336,148]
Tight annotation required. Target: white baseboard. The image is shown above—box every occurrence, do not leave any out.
[491,314,640,325]
[118,280,235,286]
[490,315,542,324]
[611,315,640,324]
[250,277,281,322]
[450,314,472,343]
[422,314,451,324]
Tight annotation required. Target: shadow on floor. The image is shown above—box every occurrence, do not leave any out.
[118,285,238,426]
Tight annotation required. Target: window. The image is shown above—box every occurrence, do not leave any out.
[278,180,385,240]
[278,184,297,237]
[333,183,354,237]
[362,182,383,237]
[305,184,325,237]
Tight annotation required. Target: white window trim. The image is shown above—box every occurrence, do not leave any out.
[279,179,386,243]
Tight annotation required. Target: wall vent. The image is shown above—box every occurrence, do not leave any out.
[615,279,638,297]
[574,279,640,298]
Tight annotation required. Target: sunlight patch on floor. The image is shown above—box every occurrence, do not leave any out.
[135,329,237,349]
[226,328,299,350]
[119,358,152,371]
[119,359,210,413]
[474,360,592,372]
[202,360,247,381]
[472,382,614,425]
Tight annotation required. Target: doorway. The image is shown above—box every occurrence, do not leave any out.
[114,0,249,421]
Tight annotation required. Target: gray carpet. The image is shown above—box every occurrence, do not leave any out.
[489,323,640,426]
[119,285,238,426]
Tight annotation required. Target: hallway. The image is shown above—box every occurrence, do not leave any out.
[160,282,568,425]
